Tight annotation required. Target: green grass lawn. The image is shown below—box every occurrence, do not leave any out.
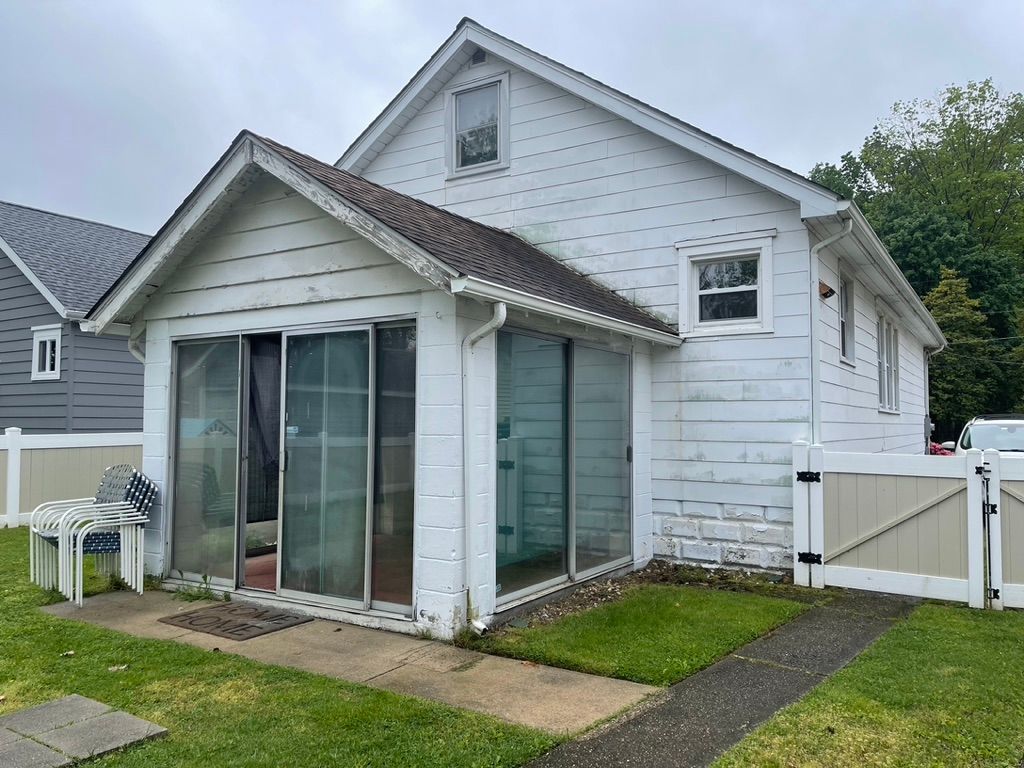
[0,527,556,767]
[466,584,807,686]
[715,603,1024,767]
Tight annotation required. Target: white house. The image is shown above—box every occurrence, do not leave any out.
[86,19,943,638]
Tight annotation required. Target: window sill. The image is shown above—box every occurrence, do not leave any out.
[681,324,773,340]
[445,161,510,183]
[839,356,857,369]
[878,407,901,415]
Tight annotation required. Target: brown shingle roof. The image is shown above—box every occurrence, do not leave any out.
[254,133,676,336]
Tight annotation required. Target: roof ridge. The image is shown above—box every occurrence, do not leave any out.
[0,199,151,238]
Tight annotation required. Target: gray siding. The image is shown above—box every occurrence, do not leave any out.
[0,250,142,434]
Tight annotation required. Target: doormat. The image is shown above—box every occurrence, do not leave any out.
[158,602,313,641]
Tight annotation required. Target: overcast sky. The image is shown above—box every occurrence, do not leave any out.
[1,0,1021,234]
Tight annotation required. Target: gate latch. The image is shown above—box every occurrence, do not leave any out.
[797,551,823,565]
[988,587,1001,600]
[796,471,821,483]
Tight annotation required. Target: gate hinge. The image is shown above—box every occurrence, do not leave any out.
[797,551,823,565]
[796,471,821,483]
[987,587,1001,600]
[984,501,998,516]
[976,465,989,476]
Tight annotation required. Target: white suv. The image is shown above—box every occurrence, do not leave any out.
[943,415,1024,455]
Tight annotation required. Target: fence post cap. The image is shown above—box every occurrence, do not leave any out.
[4,427,21,436]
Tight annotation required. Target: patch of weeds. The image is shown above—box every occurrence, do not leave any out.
[173,574,218,602]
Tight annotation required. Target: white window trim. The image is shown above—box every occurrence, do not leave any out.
[31,323,61,381]
[877,314,900,413]
[676,230,775,338]
[839,272,856,365]
[444,71,511,180]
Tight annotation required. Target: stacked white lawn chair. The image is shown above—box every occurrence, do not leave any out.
[29,464,158,606]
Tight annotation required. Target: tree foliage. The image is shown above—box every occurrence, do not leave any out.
[924,269,998,438]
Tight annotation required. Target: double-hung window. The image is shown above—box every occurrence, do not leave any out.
[877,316,900,411]
[31,324,61,381]
[839,275,855,362]
[445,73,509,177]
[676,230,775,336]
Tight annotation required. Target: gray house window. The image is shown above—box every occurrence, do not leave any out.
[445,73,510,178]
[31,325,61,381]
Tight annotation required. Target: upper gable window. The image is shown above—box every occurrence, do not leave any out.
[446,73,510,178]
[31,324,61,381]
[676,230,776,337]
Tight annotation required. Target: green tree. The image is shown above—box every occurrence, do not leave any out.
[925,268,999,439]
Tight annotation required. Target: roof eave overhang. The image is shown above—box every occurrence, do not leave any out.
[90,134,460,334]
[805,201,946,352]
[336,20,842,219]
[0,232,69,319]
[451,275,682,347]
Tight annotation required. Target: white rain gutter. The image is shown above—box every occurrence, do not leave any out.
[809,218,853,443]
[461,300,507,634]
[451,276,682,348]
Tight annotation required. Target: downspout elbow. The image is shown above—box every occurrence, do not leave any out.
[461,301,507,633]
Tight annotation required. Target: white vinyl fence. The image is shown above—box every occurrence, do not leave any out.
[793,441,1017,610]
[0,427,143,528]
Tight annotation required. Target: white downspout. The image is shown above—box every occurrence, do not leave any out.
[461,301,506,634]
[809,218,853,444]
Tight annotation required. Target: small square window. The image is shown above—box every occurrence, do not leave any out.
[455,83,499,168]
[31,325,61,381]
[676,230,776,337]
[446,73,509,178]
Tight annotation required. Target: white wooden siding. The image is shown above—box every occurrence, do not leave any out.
[360,55,812,571]
[817,249,927,454]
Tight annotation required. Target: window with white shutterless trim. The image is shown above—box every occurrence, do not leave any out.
[877,315,900,412]
[445,72,510,177]
[31,324,61,381]
[839,274,855,363]
[676,230,775,336]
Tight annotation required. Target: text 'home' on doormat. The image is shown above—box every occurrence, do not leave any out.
[158,602,313,640]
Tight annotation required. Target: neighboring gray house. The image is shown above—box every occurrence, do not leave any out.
[0,201,149,433]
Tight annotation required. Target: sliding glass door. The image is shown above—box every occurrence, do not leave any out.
[280,329,372,606]
[171,338,241,583]
[495,330,631,603]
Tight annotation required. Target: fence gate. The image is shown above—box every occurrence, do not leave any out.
[792,442,1009,610]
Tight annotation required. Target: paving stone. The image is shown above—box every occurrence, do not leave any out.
[0,726,23,746]
[0,738,70,767]
[0,695,110,737]
[35,710,167,760]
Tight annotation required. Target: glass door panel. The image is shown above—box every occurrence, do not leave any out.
[281,330,371,604]
[171,339,240,582]
[573,346,631,573]
[241,334,282,591]
[496,331,568,599]
[371,325,416,611]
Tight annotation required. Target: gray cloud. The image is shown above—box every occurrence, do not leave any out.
[1,0,1021,233]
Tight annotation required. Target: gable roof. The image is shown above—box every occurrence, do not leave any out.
[0,201,150,318]
[89,131,680,345]
[337,17,843,219]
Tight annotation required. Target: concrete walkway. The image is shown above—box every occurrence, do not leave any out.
[530,590,918,767]
[43,591,656,735]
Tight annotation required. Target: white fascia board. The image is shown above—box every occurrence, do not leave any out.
[338,21,841,218]
[90,140,255,333]
[78,319,131,336]
[451,275,681,347]
[0,232,68,318]
[830,201,945,351]
[250,140,457,293]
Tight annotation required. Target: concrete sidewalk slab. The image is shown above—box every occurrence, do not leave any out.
[531,590,917,767]
[43,591,656,734]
